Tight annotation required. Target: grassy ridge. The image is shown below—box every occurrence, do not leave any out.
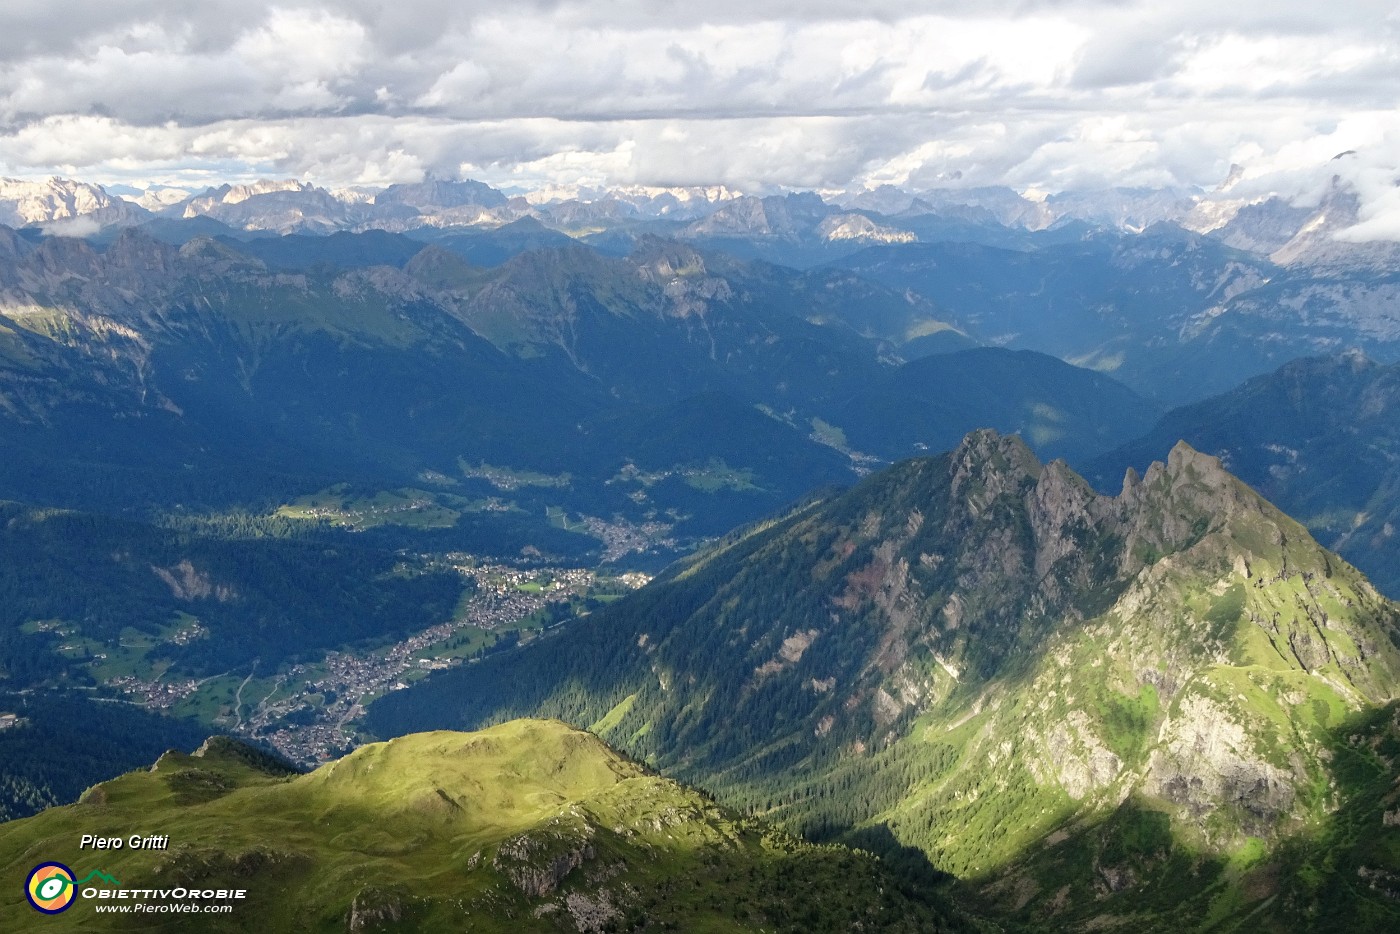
[0,721,978,932]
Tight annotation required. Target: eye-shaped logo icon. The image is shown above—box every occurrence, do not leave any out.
[25,862,76,914]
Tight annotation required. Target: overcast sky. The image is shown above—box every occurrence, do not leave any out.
[1,1,1396,218]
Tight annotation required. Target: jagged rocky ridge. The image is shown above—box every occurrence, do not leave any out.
[371,430,1400,930]
[0,172,1386,265]
[1089,351,1400,597]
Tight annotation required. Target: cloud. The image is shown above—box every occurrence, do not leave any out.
[0,1,1395,236]
[40,215,102,238]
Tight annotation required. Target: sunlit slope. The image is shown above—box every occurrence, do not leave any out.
[0,720,973,932]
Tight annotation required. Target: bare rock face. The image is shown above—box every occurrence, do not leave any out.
[151,559,237,602]
[492,816,597,898]
[947,429,1042,516]
[564,890,622,933]
[1144,695,1300,834]
[346,885,406,933]
[817,213,917,244]
[1028,709,1123,800]
[0,177,131,226]
[1026,459,1115,602]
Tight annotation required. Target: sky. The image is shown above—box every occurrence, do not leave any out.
[0,1,1397,223]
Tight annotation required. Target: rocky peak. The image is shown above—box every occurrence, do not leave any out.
[1116,440,1263,561]
[946,429,1042,514]
[686,196,780,237]
[930,433,1314,639]
[103,227,179,276]
[1026,458,1111,585]
[31,235,101,279]
[194,179,315,208]
[177,237,267,276]
[629,236,709,280]
[626,237,736,317]
[1163,438,1230,486]
[1268,176,1368,267]
[0,224,32,261]
[682,193,831,241]
[0,176,118,226]
[817,212,917,244]
[375,178,508,211]
[942,434,1280,577]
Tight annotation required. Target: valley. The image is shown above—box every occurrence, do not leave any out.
[13,540,643,768]
[6,0,1400,927]
[230,559,645,765]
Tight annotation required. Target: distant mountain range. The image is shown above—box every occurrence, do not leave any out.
[0,224,1163,561]
[3,171,1394,410]
[5,170,1394,269]
[5,160,1400,933]
[4,198,1399,580]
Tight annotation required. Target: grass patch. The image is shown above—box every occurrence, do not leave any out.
[683,461,763,493]
[1098,684,1160,763]
[809,417,849,450]
[545,506,589,533]
[589,694,638,738]
[277,485,463,530]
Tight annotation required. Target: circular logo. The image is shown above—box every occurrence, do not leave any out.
[25,862,76,914]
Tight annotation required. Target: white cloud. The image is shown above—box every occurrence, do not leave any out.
[0,1,1395,234]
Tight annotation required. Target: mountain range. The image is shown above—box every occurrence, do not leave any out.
[369,431,1400,931]
[0,223,1163,560]
[8,171,1381,267]
[6,171,1396,410]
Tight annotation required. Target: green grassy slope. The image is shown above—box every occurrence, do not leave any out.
[0,720,977,932]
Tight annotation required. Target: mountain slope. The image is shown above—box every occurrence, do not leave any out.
[369,431,1400,930]
[0,693,209,822]
[0,500,463,680]
[833,347,1160,465]
[0,228,866,551]
[0,721,975,932]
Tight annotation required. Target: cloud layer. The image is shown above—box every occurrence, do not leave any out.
[0,1,1396,221]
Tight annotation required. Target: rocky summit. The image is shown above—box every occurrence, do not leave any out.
[371,429,1400,931]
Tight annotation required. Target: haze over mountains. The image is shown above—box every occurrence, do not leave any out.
[7,169,1392,267]
[3,0,1400,928]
